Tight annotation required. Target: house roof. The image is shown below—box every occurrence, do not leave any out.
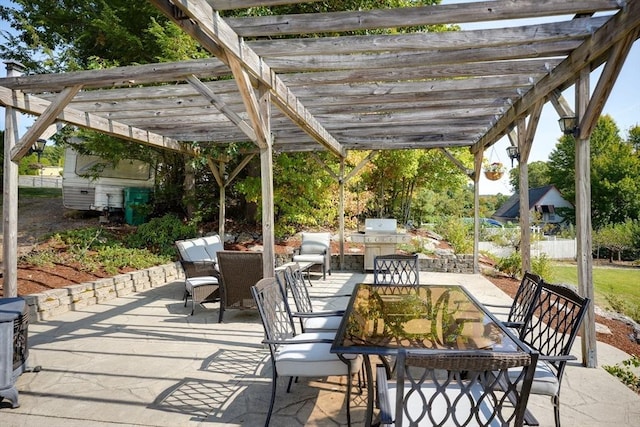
[493,184,563,219]
[1,0,639,159]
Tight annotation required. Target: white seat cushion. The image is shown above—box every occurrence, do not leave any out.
[385,381,501,427]
[275,332,361,377]
[185,276,219,293]
[303,315,343,332]
[509,360,559,396]
[293,254,325,264]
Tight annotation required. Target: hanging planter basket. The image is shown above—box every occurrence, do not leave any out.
[484,170,504,181]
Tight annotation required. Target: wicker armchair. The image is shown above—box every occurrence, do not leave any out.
[175,235,223,315]
[216,251,264,323]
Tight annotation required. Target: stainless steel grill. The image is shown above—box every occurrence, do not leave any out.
[351,219,411,271]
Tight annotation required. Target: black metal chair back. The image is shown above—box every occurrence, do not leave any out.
[518,281,590,427]
[506,271,544,327]
[373,254,419,286]
[377,349,536,427]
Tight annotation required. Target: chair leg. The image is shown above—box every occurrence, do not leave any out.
[265,373,277,427]
[346,366,352,427]
[184,290,189,307]
[322,265,326,280]
[286,377,295,393]
[218,305,224,323]
[191,298,195,316]
[552,395,561,427]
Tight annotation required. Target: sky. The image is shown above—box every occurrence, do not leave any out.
[1,1,638,195]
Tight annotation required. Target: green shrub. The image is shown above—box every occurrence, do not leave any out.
[436,217,472,254]
[605,291,628,314]
[96,246,171,275]
[531,253,552,280]
[603,356,640,394]
[52,227,118,250]
[496,251,522,278]
[126,214,197,257]
[20,248,59,267]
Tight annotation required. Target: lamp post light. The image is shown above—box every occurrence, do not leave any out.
[506,145,520,167]
[558,116,578,136]
[29,139,47,180]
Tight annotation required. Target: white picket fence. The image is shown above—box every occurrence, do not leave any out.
[18,175,63,188]
[479,237,577,260]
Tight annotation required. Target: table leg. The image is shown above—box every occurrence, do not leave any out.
[364,355,374,427]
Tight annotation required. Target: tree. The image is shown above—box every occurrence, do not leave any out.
[508,161,551,191]
[593,220,635,262]
[547,115,640,230]
[628,125,640,152]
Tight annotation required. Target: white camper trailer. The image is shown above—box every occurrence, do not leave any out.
[62,147,154,213]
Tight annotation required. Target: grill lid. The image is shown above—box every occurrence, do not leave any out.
[364,218,397,234]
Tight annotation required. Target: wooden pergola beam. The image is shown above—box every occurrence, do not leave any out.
[472,0,640,153]
[0,86,187,154]
[150,0,345,157]
[224,0,621,37]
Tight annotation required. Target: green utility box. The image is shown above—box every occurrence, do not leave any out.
[124,187,151,225]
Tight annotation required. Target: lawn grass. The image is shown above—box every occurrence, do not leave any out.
[18,187,62,198]
[550,263,640,314]
[0,187,62,202]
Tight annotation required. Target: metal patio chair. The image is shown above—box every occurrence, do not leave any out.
[373,254,419,286]
[376,349,537,427]
[515,281,590,427]
[484,271,543,331]
[251,277,362,426]
[276,264,345,333]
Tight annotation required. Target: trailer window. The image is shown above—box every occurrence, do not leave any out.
[75,155,151,180]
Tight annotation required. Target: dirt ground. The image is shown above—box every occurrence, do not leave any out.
[2,195,639,358]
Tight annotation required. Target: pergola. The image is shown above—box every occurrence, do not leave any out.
[3,0,640,367]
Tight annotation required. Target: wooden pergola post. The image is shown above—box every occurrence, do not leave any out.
[2,61,23,297]
[472,150,482,273]
[575,69,597,368]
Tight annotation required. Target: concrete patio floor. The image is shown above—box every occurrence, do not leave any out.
[1,271,639,426]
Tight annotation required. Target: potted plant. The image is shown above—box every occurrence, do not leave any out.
[483,161,505,181]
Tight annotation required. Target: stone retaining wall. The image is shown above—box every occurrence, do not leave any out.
[23,262,183,321]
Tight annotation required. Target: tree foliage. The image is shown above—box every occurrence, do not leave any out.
[508,161,551,192]
[547,115,640,230]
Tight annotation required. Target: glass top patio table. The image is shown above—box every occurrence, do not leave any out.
[331,283,528,357]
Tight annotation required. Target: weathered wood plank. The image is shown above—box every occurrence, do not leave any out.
[249,17,608,56]
[225,0,620,37]
[0,58,229,92]
[0,86,187,153]
[209,0,321,10]
[263,40,581,72]
[10,85,82,161]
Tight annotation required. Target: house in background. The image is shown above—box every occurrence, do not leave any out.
[492,185,573,226]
